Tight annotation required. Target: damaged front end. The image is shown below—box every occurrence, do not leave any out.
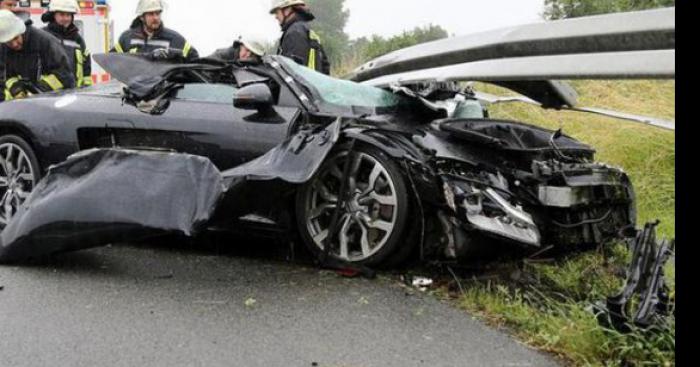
[440,179,541,255]
[409,116,637,260]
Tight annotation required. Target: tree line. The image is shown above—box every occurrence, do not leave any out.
[544,0,674,19]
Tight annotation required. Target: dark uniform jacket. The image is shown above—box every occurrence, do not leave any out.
[42,15,93,88]
[111,18,198,61]
[277,11,330,75]
[1,25,75,101]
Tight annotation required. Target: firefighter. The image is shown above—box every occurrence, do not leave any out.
[0,10,74,102]
[269,0,330,74]
[111,0,198,61]
[41,0,92,88]
[210,36,266,64]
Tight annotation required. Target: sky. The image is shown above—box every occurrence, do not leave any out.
[111,0,546,56]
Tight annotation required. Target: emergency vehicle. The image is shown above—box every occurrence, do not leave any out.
[18,0,114,84]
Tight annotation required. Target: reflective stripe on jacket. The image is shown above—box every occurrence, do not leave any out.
[111,19,198,61]
[277,18,330,75]
[0,25,75,98]
[43,22,93,88]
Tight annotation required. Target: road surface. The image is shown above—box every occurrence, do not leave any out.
[0,242,559,367]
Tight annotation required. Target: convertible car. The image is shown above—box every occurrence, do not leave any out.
[0,53,638,265]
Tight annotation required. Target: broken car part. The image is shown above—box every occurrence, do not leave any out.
[0,148,224,262]
[594,222,675,332]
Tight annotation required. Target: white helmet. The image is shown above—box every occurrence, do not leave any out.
[269,0,305,14]
[49,0,79,14]
[136,0,164,16]
[235,36,266,57]
[0,9,25,43]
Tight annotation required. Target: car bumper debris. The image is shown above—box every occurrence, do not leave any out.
[593,221,675,332]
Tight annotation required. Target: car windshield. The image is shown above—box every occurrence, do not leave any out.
[280,57,401,109]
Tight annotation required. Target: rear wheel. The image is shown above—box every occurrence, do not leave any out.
[296,144,414,267]
[0,135,41,229]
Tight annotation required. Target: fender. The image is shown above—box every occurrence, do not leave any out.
[342,126,426,162]
[0,119,41,148]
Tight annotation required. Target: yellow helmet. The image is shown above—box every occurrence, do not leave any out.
[269,0,305,14]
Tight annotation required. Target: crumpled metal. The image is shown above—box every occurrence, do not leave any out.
[0,119,341,263]
[593,221,675,332]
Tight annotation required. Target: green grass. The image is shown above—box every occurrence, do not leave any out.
[453,81,676,366]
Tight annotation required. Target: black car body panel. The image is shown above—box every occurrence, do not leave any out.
[0,54,637,263]
[0,120,342,262]
[0,79,300,172]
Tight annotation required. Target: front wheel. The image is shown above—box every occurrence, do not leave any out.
[0,135,41,229]
[296,144,414,267]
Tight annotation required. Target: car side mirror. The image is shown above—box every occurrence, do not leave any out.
[233,83,274,111]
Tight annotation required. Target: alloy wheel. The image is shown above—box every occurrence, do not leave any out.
[0,142,37,228]
[303,151,400,262]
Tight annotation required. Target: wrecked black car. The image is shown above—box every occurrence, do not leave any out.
[0,54,636,266]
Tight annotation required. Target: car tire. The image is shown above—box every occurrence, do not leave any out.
[0,135,41,228]
[295,143,415,267]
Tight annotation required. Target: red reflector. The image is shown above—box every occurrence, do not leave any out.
[335,268,361,278]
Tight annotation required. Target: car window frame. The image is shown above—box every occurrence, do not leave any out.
[172,83,240,105]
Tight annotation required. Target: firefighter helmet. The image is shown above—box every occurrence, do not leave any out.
[0,9,25,43]
[136,0,164,16]
[48,0,79,14]
[235,36,266,57]
[269,0,306,14]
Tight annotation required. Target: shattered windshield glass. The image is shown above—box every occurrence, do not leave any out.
[280,58,401,108]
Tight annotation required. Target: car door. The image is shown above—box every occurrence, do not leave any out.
[115,83,301,170]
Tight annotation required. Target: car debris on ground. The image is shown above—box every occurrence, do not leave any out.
[401,274,435,292]
[593,221,675,333]
[244,297,257,308]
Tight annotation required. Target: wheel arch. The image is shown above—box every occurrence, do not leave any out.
[0,121,44,171]
[339,129,440,264]
[340,129,429,201]
[342,128,424,161]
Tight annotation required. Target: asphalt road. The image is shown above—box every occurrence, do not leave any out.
[0,242,559,367]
